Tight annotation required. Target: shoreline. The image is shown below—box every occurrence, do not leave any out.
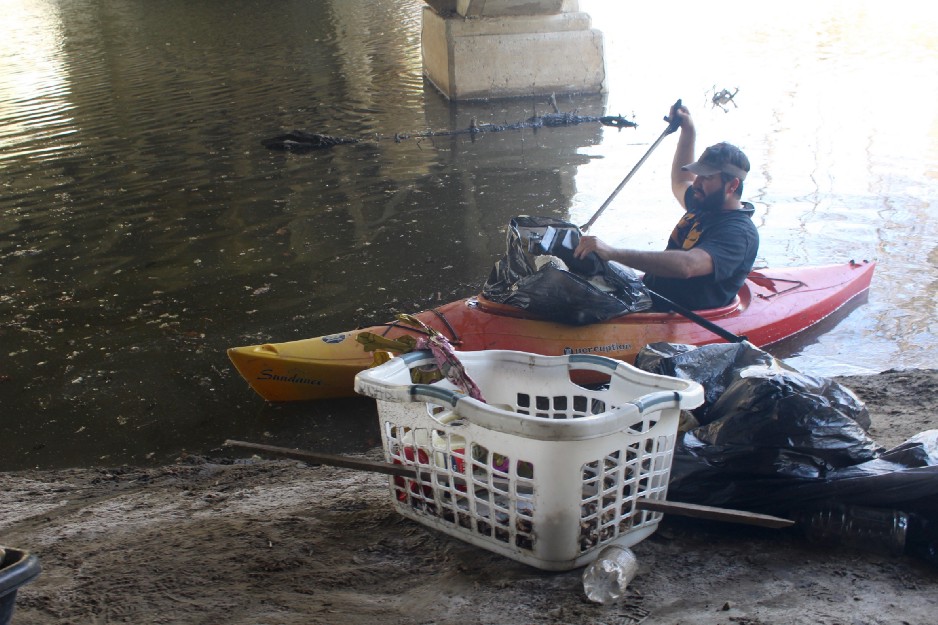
[3,369,937,625]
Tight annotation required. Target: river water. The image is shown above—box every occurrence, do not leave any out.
[2,0,936,470]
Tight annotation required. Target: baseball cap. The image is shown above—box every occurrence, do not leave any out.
[682,142,750,181]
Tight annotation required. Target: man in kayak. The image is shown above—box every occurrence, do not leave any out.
[574,104,759,311]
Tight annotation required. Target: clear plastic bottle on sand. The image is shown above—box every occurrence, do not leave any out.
[581,544,639,604]
[907,513,938,567]
[798,504,908,555]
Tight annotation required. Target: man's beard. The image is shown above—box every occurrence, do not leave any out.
[687,186,725,213]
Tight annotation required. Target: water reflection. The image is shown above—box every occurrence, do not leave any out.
[0,1,73,163]
[1,0,936,470]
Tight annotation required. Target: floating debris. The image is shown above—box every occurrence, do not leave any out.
[711,87,739,112]
[467,111,636,134]
[262,110,636,152]
[261,131,360,152]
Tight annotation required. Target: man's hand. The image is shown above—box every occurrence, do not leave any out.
[671,104,696,206]
[574,235,612,261]
[669,102,693,133]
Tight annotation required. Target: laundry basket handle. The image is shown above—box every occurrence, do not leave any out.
[629,390,685,413]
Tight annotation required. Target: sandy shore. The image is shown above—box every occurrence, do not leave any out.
[2,369,937,625]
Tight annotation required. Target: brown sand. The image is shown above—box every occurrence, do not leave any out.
[2,369,937,625]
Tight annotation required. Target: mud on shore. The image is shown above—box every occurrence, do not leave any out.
[2,369,937,625]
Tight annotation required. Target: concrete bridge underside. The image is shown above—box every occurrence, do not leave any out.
[422,0,606,100]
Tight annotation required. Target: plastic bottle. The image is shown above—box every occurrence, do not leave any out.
[906,512,938,567]
[798,504,908,555]
[581,544,639,604]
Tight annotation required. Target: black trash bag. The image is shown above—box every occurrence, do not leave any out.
[637,342,938,566]
[775,434,938,516]
[636,343,931,498]
[635,342,873,431]
[667,432,938,523]
[635,342,781,426]
[482,216,652,325]
[632,342,938,510]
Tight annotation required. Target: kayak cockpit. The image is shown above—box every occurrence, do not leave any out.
[471,284,749,323]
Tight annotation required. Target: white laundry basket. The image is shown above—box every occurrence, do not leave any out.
[354,349,704,571]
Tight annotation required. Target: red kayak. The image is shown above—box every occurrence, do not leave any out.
[227,261,875,402]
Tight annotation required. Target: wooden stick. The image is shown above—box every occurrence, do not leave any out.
[226,441,794,529]
[636,499,794,529]
[223,439,422,480]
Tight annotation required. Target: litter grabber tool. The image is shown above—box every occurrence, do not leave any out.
[580,98,683,232]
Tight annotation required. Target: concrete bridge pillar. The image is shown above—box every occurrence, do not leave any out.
[422,0,606,100]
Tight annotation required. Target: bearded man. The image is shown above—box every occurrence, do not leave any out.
[574,104,759,311]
